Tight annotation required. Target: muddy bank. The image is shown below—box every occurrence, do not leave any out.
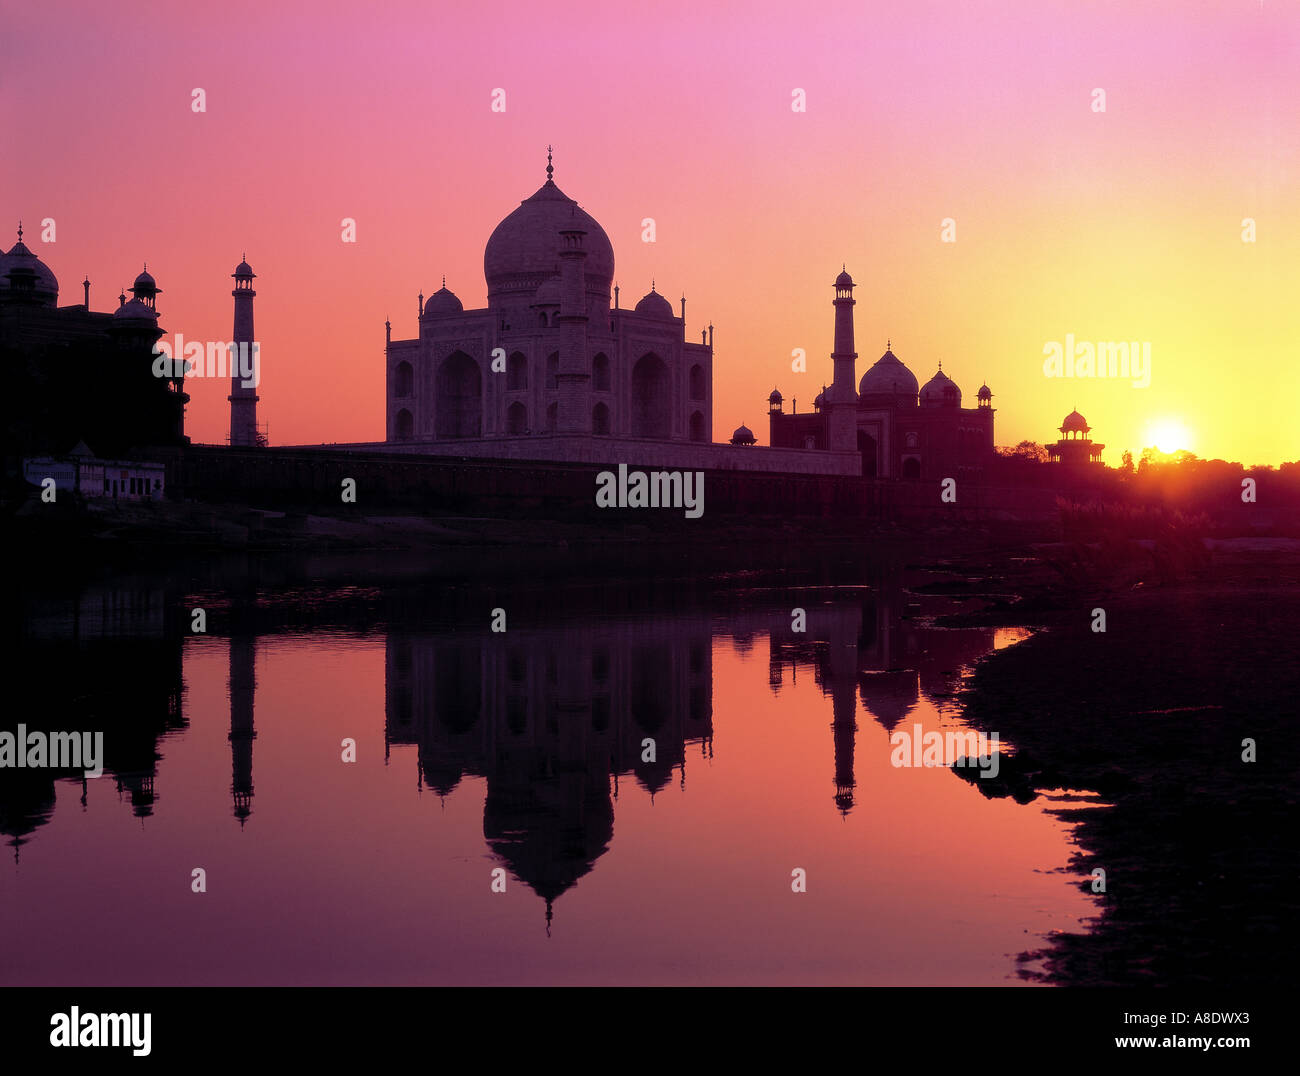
[950,544,1300,986]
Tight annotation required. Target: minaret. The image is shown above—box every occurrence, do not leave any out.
[228,256,260,447]
[827,267,859,453]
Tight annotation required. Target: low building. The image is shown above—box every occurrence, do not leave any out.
[23,442,165,500]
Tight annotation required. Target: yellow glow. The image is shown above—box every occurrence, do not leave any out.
[1146,420,1194,455]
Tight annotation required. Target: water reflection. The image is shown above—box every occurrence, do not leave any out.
[2,573,1087,984]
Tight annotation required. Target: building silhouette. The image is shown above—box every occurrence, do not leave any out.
[1047,409,1105,467]
[769,270,996,480]
[0,225,188,463]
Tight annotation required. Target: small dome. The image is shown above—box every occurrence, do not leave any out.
[531,277,563,307]
[768,388,783,404]
[233,259,255,278]
[634,287,674,319]
[113,297,158,323]
[421,285,463,318]
[814,387,827,410]
[1061,410,1089,433]
[977,383,992,399]
[920,367,962,407]
[0,231,59,305]
[858,348,918,400]
[835,268,854,289]
[133,268,156,289]
[731,423,756,445]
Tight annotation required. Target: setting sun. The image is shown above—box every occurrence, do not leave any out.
[1146,420,1194,455]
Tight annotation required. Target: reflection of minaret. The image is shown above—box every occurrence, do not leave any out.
[824,604,862,816]
[228,256,259,446]
[228,636,257,825]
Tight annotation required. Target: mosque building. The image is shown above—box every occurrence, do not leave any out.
[386,150,714,447]
[768,269,996,481]
[0,224,188,461]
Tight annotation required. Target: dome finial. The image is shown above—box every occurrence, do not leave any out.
[16,220,22,242]
[546,145,553,181]
[442,274,446,287]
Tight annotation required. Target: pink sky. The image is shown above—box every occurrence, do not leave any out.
[3,0,1297,463]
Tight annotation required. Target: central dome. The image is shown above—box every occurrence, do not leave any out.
[484,176,614,305]
[859,348,918,400]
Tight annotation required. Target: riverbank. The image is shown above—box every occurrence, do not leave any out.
[942,537,1300,986]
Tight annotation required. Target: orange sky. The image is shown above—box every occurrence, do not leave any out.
[3,0,1297,465]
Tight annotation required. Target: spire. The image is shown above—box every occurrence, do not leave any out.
[16,220,22,242]
[546,899,553,938]
[546,145,554,182]
[442,274,446,288]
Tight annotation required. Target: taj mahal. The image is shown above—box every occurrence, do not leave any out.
[378,152,996,480]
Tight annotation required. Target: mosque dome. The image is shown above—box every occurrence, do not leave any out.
[634,287,674,319]
[234,259,255,278]
[421,285,463,318]
[731,424,756,445]
[112,297,158,323]
[133,268,156,289]
[769,388,783,404]
[858,348,918,400]
[977,383,992,400]
[920,366,962,407]
[0,227,59,305]
[813,387,827,410]
[1061,409,1090,433]
[483,157,615,304]
[835,268,854,289]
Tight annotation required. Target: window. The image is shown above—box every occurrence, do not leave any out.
[394,361,414,398]
[507,352,528,391]
[689,364,706,400]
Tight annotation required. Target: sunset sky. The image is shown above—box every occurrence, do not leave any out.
[3,0,1296,465]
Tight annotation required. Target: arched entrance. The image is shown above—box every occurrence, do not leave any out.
[631,353,671,438]
[435,352,481,439]
[689,411,706,442]
[395,408,414,441]
[902,456,922,480]
[858,430,877,477]
[506,401,528,435]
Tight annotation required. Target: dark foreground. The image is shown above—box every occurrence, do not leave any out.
[944,538,1300,986]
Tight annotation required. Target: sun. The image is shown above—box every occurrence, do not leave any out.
[1146,419,1194,455]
